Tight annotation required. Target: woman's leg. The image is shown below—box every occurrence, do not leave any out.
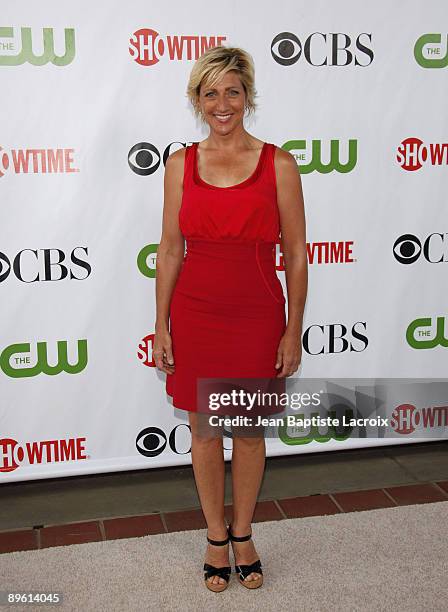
[189,412,228,586]
[230,432,266,582]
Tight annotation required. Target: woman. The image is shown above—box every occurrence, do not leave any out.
[153,46,307,592]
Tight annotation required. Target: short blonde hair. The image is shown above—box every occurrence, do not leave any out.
[186,46,257,121]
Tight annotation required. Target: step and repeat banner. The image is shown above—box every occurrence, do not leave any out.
[1,1,447,482]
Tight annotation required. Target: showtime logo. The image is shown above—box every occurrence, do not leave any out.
[391,404,448,435]
[396,137,448,171]
[138,333,156,367]
[0,437,87,473]
[276,240,355,269]
[0,145,79,178]
[129,29,226,66]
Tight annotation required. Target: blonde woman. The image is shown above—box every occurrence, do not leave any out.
[153,46,307,592]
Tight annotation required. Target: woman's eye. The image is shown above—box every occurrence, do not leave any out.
[204,90,239,97]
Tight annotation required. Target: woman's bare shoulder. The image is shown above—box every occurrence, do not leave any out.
[165,146,187,167]
[164,146,189,186]
[273,145,298,171]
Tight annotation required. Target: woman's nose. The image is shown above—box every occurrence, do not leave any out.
[215,94,230,110]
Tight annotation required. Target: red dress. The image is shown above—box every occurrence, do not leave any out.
[165,141,286,413]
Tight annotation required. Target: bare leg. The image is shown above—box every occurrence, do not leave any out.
[230,434,265,582]
[189,412,228,586]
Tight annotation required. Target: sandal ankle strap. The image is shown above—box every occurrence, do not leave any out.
[207,535,230,546]
[227,524,252,542]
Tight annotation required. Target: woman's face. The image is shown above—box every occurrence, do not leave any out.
[198,70,246,134]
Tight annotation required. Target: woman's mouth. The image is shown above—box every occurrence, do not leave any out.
[213,114,233,123]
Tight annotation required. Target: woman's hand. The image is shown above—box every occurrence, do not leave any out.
[275,330,302,378]
[153,327,175,375]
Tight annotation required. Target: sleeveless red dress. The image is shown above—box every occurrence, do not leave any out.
[165,141,286,412]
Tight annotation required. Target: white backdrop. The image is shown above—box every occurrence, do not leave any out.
[1,0,447,482]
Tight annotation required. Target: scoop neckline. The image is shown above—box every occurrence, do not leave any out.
[192,141,268,190]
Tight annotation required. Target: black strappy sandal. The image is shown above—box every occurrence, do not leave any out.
[228,524,263,589]
[203,532,232,592]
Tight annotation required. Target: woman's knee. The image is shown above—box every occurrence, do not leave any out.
[189,412,223,443]
[232,434,265,450]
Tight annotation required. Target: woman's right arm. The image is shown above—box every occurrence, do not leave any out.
[153,147,186,375]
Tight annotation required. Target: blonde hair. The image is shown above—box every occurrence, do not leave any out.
[186,46,257,121]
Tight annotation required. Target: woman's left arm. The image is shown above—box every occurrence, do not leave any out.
[274,147,308,377]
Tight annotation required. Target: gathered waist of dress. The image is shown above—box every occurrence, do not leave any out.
[185,238,278,262]
[176,238,285,305]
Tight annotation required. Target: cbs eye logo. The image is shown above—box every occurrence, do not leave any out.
[271,31,374,67]
[136,427,167,456]
[128,142,161,176]
[128,141,189,176]
[393,234,422,264]
[0,252,10,282]
[136,425,191,457]
[271,32,302,66]
[393,233,448,265]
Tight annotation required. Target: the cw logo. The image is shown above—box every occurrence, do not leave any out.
[138,244,159,279]
[406,317,448,349]
[0,340,88,377]
[414,34,448,68]
[278,409,354,444]
[0,27,75,66]
[281,139,357,174]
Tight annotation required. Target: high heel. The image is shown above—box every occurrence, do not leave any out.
[203,532,232,592]
[227,524,263,589]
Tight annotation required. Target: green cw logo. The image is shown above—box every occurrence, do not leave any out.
[0,340,88,378]
[406,317,448,349]
[414,34,448,68]
[138,243,159,279]
[281,139,357,174]
[0,27,75,66]
[278,409,354,445]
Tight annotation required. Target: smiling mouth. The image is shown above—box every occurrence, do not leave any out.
[213,114,233,122]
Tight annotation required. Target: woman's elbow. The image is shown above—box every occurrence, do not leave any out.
[156,241,185,265]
